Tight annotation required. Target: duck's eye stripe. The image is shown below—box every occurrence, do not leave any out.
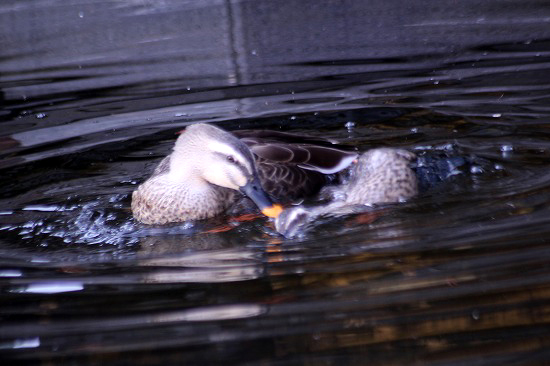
[215,152,236,163]
[214,152,247,174]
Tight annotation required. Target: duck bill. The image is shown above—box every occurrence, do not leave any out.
[239,178,283,218]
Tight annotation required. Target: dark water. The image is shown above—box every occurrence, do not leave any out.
[1,1,550,365]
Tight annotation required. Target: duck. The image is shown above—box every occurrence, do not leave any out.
[131,123,358,225]
[275,148,418,237]
[338,148,418,204]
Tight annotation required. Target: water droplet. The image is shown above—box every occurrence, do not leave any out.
[433,80,439,85]
[470,166,484,174]
[492,113,502,118]
[175,112,188,117]
[35,113,47,119]
[345,121,356,130]
[78,11,84,18]
[436,143,454,151]
[471,309,480,320]
[251,50,257,56]
[500,144,513,152]
[410,127,418,133]
[290,116,297,120]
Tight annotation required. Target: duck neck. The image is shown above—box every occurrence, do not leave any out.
[167,150,209,190]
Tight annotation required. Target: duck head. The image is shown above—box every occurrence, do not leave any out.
[172,123,283,218]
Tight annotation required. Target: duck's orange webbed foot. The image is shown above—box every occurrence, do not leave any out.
[203,224,235,233]
[348,211,381,225]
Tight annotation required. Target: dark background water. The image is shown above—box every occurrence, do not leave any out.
[1,1,550,365]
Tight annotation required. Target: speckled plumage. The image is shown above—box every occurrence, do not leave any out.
[342,148,418,204]
[275,148,418,237]
[131,160,236,225]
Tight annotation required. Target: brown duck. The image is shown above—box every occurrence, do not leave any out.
[131,123,357,224]
[275,148,419,237]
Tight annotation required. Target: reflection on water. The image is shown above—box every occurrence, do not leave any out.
[1,1,550,365]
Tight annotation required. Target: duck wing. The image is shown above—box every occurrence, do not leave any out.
[256,160,328,202]
[249,143,357,174]
[234,130,357,201]
[234,130,358,174]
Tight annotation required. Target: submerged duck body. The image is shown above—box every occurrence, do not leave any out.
[339,148,418,205]
[131,123,357,225]
[275,148,418,237]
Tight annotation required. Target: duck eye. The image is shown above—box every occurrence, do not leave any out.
[226,155,236,163]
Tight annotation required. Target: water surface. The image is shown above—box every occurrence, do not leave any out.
[1,1,550,365]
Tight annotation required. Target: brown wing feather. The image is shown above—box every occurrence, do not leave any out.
[234,129,357,201]
[248,144,310,163]
[297,145,357,174]
[257,160,327,202]
[249,143,357,174]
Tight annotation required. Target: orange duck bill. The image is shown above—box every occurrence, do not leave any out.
[239,176,283,218]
